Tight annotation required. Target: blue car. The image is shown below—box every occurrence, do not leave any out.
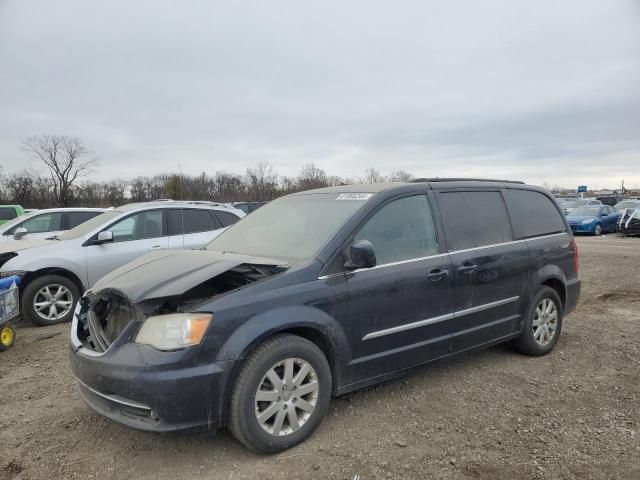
[567,205,621,235]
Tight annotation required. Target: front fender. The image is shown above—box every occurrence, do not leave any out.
[5,255,87,288]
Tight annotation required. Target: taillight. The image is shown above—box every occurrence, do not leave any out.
[570,238,579,274]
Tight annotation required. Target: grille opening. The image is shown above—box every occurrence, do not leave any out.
[77,292,141,352]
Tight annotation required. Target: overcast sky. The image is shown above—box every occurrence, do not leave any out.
[1,0,639,189]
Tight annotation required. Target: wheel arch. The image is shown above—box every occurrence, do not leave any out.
[21,267,85,297]
[215,306,349,426]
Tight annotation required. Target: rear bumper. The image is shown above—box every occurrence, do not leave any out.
[70,342,232,433]
[564,277,581,316]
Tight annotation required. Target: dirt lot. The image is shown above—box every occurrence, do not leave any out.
[1,236,639,480]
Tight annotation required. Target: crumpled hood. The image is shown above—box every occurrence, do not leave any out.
[90,249,286,302]
[0,238,58,254]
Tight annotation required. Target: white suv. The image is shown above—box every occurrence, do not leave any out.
[0,201,245,325]
[0,208,106,242]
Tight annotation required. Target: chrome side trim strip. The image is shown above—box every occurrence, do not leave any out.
[318,232,568,280]
[362,295,520,341]
[77,379,151,411]
[454,296,520,318]
[362,313,455,340]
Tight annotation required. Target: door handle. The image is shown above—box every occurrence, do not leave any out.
[458,263,477,274]
[426,269,449,281]
[150,245,166,250]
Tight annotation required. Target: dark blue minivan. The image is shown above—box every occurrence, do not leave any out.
[70,179,581,453]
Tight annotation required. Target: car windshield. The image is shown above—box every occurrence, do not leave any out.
[565,200,587,208]
[59,211,122,240]
[570,206,601,216]
[206,192,372,261]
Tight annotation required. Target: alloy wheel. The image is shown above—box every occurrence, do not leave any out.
[532,298,558,346]
[254,358,319,436]
[33,284,73,322]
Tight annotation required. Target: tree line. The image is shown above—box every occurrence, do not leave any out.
[1,135,415,208]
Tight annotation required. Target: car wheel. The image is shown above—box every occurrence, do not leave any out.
[22,274,80,326]
[594,223,602,235]
[228,334,332,453]
[512,286,563,356]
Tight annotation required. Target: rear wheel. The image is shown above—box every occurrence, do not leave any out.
[512,286,563,356]
[228,334,332,453]
[22,274,80,326]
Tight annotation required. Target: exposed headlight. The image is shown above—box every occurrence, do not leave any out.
[135,313,212,351]
[581,219,594,224]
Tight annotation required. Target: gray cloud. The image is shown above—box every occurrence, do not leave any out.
[1,0,639,189]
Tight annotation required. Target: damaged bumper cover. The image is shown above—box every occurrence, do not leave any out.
[70,314,232,432]
[69,249,286,432]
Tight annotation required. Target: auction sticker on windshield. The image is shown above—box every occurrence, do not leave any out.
[336,193,373,200]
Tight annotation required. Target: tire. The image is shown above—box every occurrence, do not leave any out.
[22,274,80,326]
[228,334,332,453]
[512,286,563,356]
[0,325,16,351]
[594,223,602,235]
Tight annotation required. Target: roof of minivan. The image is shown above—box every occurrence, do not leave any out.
[295,179,529,196]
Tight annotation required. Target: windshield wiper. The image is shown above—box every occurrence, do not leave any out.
[45,235,61,241]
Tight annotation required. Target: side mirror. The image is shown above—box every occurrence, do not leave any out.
[13,227,28,239]
[96,231,114,244]
[344,240,376,270]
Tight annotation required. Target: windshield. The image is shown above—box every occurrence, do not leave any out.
[206,193,372,261]
[59,211,121,240]
[565,199,587,209]
[570,206,601,216]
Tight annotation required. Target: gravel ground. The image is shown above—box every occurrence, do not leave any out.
[1,236,639,480]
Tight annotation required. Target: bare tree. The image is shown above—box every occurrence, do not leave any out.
[388,170,414,182]
[297,163,328,191]
[361,167,384,184]
[245,161,278,201]
[22,135,98,206]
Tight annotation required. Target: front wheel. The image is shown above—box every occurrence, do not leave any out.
[593,223,602,235]
[21,274,80,326]
[228,334,332,453]
[512,286,563,356]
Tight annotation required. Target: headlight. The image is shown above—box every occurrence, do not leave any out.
[135,313,212,351]
[581,219,594,224]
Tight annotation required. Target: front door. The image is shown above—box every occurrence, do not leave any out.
[346,194,454,382]
[435,190,530,353]
[86,209,168,287]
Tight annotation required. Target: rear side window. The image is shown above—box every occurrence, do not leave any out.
[503,190,566,239]
[0,207,18,221]
[214,211,240,227]
[354,195,439,265]
[437,191,513,250]
[66,211,101,229]
[168,209,220,235]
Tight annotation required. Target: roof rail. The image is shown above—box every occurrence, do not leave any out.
[412,178,525,184]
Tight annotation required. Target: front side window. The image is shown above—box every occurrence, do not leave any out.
[437,191,513,250]
[354,195,438,265]
[106,210,164,242]
[20,212,63,234]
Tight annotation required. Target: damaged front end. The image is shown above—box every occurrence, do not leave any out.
[73,259,286,355]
